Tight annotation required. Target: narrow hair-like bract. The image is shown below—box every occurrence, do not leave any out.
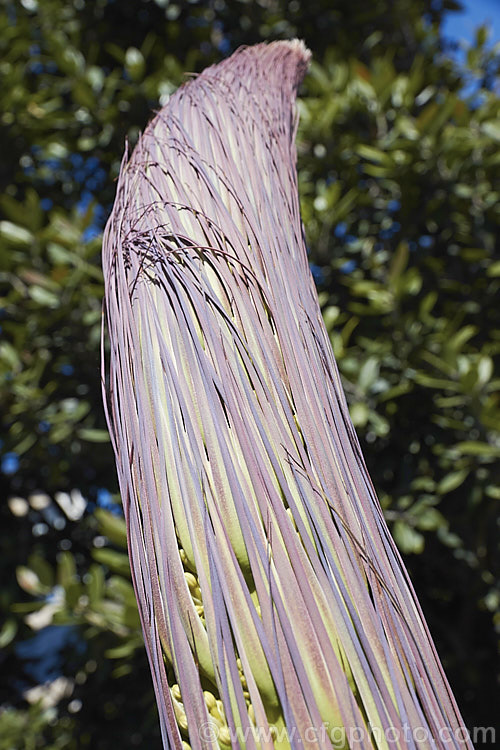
[102,41,473,750]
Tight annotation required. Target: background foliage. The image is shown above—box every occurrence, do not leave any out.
[0,0,498,747]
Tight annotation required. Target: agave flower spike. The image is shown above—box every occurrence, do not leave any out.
[102,40,473,750]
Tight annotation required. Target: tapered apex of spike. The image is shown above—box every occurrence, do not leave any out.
[271,38,312,81]
[199,38,311,126]
[198,38,312,96]
[233,38,312,85]
[280,38,312,63]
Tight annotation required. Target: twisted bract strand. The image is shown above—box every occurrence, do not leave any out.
[102,40,472,750]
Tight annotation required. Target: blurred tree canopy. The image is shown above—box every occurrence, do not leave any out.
[0,0,498,747]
